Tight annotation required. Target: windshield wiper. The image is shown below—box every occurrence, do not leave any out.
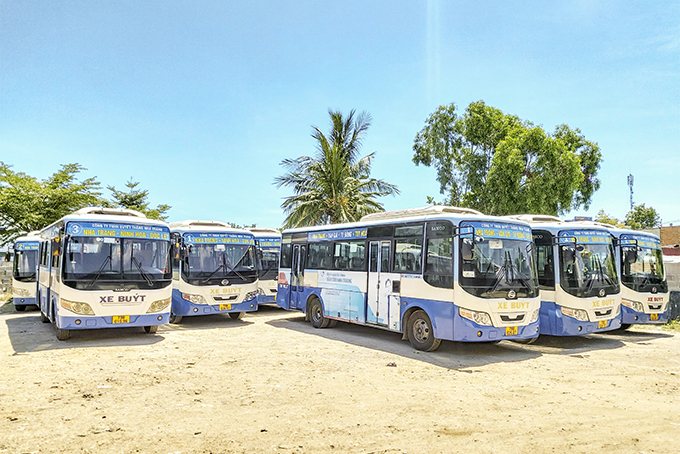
[489,251,534,294]
[201,261,228,284]
[131,256,154,286]
[88,254,112,288]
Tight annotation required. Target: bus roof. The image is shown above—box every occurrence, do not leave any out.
[360,205,482,221]
[169,220,253,236]
[246,228,282,238]
[506,214,615,234]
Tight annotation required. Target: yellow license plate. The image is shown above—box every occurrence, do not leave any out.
[651,314,658,321]
[274,294,277,301]
[598,320,608,328]
[219,304,232,311]
[505,326,518,336]
[112,315,129,324]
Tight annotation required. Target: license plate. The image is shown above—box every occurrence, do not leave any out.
[598,320,608,329]
[112,315,129,324]
[219,304,232,311]
[274,294,277,301]
[651,314,658,321]
[505,326,518,336]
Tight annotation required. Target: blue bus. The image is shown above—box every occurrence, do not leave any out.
[169,220,259,323]
[277,206,541,351]
[247,228,282,305]
[11,232,41,311]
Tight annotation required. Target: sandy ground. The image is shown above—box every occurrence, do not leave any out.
[0,300,679,454]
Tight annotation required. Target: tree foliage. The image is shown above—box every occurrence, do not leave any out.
[625,204,661,229]
[107,179,171,221]
[595,210,625,228]
[0,162,103,246]
[412,101,602,216]
[275,109,399,228]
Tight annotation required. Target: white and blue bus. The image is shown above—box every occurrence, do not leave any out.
[11,231,41,311]
[37,207,173,340]
[511,215,621,336]
[169,221,259,323]
[276,206,541,351]
[247,228,282,305]
[609,228,669,327]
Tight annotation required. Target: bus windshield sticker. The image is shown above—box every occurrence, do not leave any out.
[619,233,661,249]
[258,238,281,247]
[558,229,612,245]
[307,228,367,242]
[16,242,40,251]
[460,221,533,242]
[66,222,170,241]
[183,232,255,245]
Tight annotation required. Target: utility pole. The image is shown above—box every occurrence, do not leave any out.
[627,174,634,210]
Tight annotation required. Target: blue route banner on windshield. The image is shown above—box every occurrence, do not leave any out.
[620,233,661,249]
[66,222,170,241]
[15,241,40,251]
[460,221,533,242]
[258,238,281,248]
[184,232,255,245]
[308,228,368,242]
[558,229,612,245]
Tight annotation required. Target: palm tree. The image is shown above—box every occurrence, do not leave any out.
[275,109,399,228]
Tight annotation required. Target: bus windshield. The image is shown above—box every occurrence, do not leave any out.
[13,249,38,282]
[258,247,280,281]
[558,234,618,298]
[620,245,666,292]
[63,236,171,290]
[183,243,257,285]
[459,233,538,299]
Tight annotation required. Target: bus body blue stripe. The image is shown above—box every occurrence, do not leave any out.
[539,301,621,335]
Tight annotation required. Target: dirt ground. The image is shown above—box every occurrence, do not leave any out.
[0,300,679,454]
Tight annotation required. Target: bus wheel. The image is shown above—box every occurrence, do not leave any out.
[228,312,244,320]
[407,310,441,351]
[309,297,330,329]
[619,324,632,331]
[56,328,70,341]
[511,337,537,345]
[15,305,26,312]
[144,325,158,334]
[169,314,183,324]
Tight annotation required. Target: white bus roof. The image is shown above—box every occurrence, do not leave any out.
[506,214,614,234]
[360,205,482,222]
[14,231,41,243]
[169,220,253,236]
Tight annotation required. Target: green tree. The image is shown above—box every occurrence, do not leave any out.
[275,109,399,227]
[625,204,661,229]
[595,210,625,228]
[107,179,171,221]
[412,101,602,216]
[0,162,103,246]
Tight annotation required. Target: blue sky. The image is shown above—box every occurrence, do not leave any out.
[1,0,678,228]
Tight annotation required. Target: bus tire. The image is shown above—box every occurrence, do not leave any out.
[229,312,244,320]
[169,314,182,324]
[308,297,330,329]
[407,310,441,351]
[328,319,338,327]
[511,337,537,345]
[619,324,632,331]
[144,325,158,334]
[56,328,70,341]
[15,305,26,312]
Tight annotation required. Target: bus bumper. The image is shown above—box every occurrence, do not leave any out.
[171,290,258,317]
[621,305,669,324]
[452,315,540,342]
[56,312,170,330]
[13,297,36,307]
[257,294,277,305]
[539,302,621,335]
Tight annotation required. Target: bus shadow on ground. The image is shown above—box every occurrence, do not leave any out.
[516,329,671,356]
[267,316,544,370]
[161,313,253,332]
[4,312,165,354]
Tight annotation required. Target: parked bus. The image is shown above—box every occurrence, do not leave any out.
[510,215,621,336]
[169,220,259,323]
[37,207,173,340]
[609,228,669,328]
[276,206,541,351]
[11,231,41,311]
[247,228,281,305]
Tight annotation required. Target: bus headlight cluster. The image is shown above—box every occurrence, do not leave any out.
[459,308,493,326]
[622,299,644,313]
[561,306,589,322]
[530,308,540,323]
[257,288,265,295]
[60,299,95,315]
[244,291,258,302]
[181,293,207,305]
[12,288,31,297]
[146,297,171,313]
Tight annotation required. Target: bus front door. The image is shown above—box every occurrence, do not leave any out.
[289,244,306,310]
[367,241,391,326]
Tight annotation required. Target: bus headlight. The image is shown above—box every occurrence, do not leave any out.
[181,293,207,305]
[459,308,493,326]
[147,297,171,313]
[561,306,589,322]
[244,291,258,302]
[530,308,540,323]
[60,299,95,315]
[13,288,31,297]
[622,299,644,313]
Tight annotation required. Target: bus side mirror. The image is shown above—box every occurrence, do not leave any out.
[461,239,474,261]
[562,247,576,264]
[624,249,638,264]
